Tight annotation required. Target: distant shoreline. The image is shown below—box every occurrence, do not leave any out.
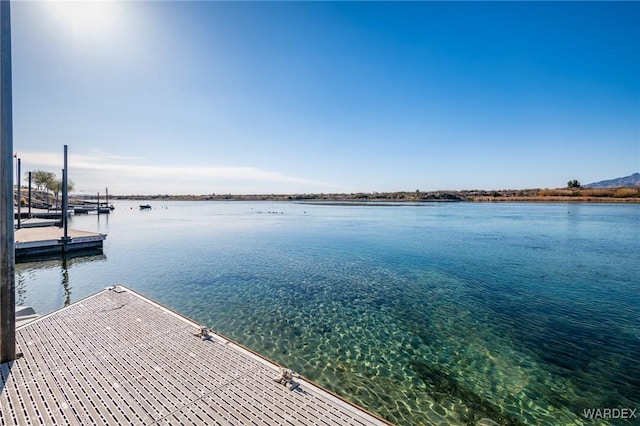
[467,196,640,204]
[78,187,640,204]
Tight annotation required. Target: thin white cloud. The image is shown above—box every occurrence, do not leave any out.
[17,150,343,195]
[87,149,145,162]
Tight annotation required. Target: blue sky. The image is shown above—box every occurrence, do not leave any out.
[11,1,640,195]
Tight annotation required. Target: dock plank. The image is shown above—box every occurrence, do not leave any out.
[1,286,391,426]
[14,226,103,243]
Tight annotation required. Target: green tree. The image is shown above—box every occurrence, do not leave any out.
[45,178,60,195]
[567,179,581,188]
[47,178,74,208]
[31,170,56,192]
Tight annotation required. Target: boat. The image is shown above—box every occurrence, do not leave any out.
[72,206,93,214]
[79,201,115,211]
[15,305,39,327]
[139,204,151,210]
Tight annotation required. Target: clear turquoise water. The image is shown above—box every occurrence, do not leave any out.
[15,201,640,425]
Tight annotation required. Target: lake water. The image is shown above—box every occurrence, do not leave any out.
[15,201,640,425]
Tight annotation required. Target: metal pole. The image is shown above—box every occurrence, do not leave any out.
[61,169,68,254]
[62,146,68,240]
[28,171,31,218]
[15,156,19,228]
[0,0,16,363]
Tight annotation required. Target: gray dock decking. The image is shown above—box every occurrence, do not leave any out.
[14,227,106,260]
[0,286,391,425]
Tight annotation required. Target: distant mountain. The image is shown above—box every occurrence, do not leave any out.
[584,173,640,188]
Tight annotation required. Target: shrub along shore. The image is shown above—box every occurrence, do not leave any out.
[102,187,640,203]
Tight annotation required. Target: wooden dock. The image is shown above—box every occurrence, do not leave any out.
[0,286,391,425]
[14,227,106,261]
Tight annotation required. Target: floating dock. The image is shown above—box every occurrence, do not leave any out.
[14,227,106,261]
[0,286,391,425]
[15,208,67,220]
[15,218,61,228]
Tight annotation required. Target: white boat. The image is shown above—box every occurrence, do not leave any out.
[15,305,39,327]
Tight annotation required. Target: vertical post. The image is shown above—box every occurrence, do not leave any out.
[27,171,31,218]
[0,0,16,363]
[15,156,19,228]
[97,192,100,216]
[105,187,108,209]
[61,169,68,254]
[62,146,68,240]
